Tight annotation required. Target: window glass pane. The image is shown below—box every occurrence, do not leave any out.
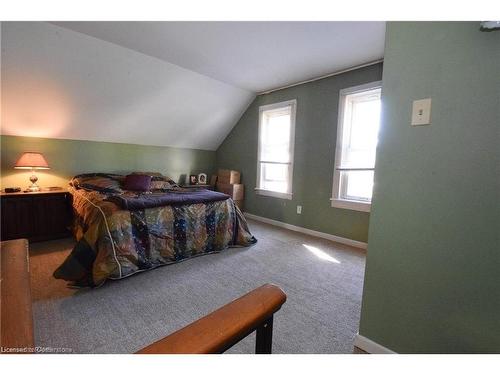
[341,90,381,169]
[350,99,380,151]
[260,162,289,193]
[334,86,380,206]
[260,109,291,163]
[258,101,295,195]
[340,170,374,201]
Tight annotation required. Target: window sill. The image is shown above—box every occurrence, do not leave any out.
[255,188,292,200]
[331,198,371,212]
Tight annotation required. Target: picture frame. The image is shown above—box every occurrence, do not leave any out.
[189,174,198,185]
[198,173,207,184]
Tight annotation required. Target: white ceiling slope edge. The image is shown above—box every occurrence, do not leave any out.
[1,22,385,150]
[1,22,255,150]
[53,21,386,93]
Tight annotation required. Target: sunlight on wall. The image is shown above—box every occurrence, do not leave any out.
[302,244,341,264]
[1,74,73,138]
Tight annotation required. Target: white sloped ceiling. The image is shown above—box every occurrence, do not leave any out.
[52,21,386,93]
[1,21,385,150]
[1,22,255,150]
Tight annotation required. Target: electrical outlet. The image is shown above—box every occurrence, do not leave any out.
[297,205,302,214]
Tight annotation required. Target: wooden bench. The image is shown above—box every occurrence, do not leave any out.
[1,239,35,353]
[137,284,287,354]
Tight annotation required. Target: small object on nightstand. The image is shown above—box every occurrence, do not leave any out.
[189,174,198,185]
[4,187,21,193]
[197,173,207,185]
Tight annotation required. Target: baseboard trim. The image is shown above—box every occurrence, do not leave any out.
[243,212,367,250]
[354,334,396,354]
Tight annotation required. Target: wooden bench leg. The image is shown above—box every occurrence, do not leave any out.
[255,316,273,354]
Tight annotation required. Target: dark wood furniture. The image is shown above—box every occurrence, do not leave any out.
[0,190,72,242]
[0,239,35,353]
[137,284,287,354]
[180,184,214,190]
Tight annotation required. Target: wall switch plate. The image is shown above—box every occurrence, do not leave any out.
[411,98,432,126]
[296,205,302,214]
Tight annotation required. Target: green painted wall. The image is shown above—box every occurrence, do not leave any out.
[359,22,500,353]
[0,135,216,189]
[217,63,383,243]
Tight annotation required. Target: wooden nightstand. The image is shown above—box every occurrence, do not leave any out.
[0,190,72,242]
[180,184,214,190]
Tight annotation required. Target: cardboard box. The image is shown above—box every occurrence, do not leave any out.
[217,169,241,184]
[234,200,244,211]
[210,174,218,186]
[216,183,244,201]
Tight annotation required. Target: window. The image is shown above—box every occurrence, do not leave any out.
[256,99,296,200]
[332,82,382,212]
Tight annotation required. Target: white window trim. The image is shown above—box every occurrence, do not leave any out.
[331,81,382,212]
[255,99,297,200]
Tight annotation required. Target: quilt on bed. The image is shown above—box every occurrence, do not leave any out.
[54,185,256,287]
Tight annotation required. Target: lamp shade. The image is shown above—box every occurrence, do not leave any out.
[14,152,50,170]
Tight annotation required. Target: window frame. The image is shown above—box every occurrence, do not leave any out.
[331,81,382,212]
[255,99,297,200]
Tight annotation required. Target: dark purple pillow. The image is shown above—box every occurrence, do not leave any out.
[124,174,152,192]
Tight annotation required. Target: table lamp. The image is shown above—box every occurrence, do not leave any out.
[14,152,50,192]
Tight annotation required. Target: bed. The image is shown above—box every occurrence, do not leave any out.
[53,173,256,287]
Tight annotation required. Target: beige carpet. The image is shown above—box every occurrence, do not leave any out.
[29,219,366,353]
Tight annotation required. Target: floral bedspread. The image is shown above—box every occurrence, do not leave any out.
[54,186,256,287]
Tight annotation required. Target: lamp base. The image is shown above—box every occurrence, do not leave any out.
[26,185,41,192]
[28,173,40,192]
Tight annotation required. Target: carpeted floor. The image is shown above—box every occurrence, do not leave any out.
[29,219,366,354]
